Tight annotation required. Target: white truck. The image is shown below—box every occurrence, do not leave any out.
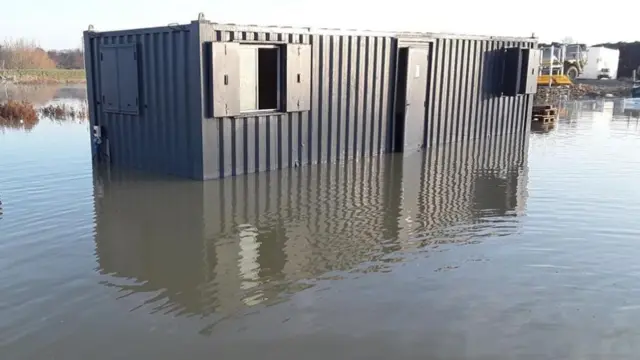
[579,47,620,80]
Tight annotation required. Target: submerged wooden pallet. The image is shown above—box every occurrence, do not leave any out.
[533,108,557,116]
[531,121,555,133]
[533,105,558,116]
[532,115,555,123]
[532,105,558,123]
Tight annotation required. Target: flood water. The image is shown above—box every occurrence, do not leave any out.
[3,88,640,359]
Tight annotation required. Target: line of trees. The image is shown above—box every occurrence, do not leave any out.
[0,39,84,70]
[47,49,84,69]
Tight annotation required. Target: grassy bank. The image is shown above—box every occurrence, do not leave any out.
[0,69,86,85]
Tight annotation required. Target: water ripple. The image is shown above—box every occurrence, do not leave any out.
[5,97,640,358]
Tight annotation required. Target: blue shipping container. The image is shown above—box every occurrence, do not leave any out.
[84,16,538,180]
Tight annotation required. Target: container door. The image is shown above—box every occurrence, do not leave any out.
[403,47,429,151]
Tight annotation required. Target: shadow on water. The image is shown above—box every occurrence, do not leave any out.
[92,135,529,331]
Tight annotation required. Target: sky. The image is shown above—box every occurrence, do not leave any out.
[1,0,638,50]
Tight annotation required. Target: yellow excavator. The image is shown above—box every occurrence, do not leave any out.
[537,43,588,86]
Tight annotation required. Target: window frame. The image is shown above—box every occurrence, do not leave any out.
[238,43,284,115]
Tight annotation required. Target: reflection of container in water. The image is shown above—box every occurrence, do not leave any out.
[238,225,260,288]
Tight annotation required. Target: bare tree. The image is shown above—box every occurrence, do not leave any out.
[0,39,56,70]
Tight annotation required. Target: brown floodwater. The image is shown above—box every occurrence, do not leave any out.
[2,89,640,359]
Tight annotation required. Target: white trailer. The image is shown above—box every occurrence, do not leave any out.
[579,47,620,79]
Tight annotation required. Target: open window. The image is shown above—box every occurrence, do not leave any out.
[239,45,282,112]
[210,42,310,117]
[502,47,540,96]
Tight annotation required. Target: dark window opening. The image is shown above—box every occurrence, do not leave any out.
[258,48,279,110]
[239,44,282,113]
[393,47,409,153]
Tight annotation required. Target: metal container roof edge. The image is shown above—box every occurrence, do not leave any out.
[396,31,537,43]
[83,24,191,38]
[84,18,537,43]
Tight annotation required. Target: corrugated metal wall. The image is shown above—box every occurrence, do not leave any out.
[199,24,395,180]
[421,37,535,148]
[85,21,536,180]
[85,24,203,179]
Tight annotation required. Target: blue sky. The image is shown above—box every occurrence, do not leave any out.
[1,0,637,49]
